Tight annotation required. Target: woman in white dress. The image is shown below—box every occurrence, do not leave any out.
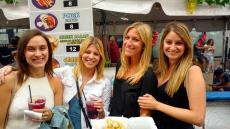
[0,29,63,129]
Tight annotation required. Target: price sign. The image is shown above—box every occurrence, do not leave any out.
[63,0,78,7]
[66,45,80,52]
[65,23,79,30]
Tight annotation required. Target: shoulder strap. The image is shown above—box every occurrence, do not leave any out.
[75,80,92,129]
[4,76,17,129]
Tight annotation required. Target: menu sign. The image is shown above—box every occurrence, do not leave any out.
[29,0,91,10]
[28,0,93,66]
[63,0,78,7]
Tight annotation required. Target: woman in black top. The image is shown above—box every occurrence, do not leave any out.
[110,22,158,117]
[138,22,206,129]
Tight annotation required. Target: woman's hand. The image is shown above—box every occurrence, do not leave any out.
[32,107,53,122]
[93,99,105,118]
[138,94,159,110]
[94,99,104,113]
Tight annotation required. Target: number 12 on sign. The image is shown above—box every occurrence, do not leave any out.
[66,45,80,52]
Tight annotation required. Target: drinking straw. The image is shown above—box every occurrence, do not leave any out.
[29,85,32,103]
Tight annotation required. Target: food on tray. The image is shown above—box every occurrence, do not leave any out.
[92,117,158,129]
[104,118,125,129]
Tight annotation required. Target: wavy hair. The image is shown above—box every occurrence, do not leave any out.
[73,36,105,80]
[116,22,153,84]
[156,22,193,97]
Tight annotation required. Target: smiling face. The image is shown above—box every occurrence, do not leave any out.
[82,44,101,70]
[163,31,185,63]
[123,28,144,59]
[24,35,49,71]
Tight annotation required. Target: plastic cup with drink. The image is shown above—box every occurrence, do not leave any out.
[28,96,46,110]
[86,95,101,119]
[24,96,46,119]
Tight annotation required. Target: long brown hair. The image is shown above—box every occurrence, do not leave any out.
[156,22,193,97]
[16,29,53,85]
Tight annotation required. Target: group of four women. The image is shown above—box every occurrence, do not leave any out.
[0,21,206,129]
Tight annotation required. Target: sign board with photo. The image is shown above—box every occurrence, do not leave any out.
[29,9,93,33]
[28,0,93,67]
[28,0,91,11]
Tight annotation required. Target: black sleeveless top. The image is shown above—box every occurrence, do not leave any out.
[152,82,194,129]
[110,62,158,118]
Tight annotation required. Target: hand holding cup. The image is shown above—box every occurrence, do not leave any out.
[86,95,104,119]
[32,108,53,122]
[25,96,52,122]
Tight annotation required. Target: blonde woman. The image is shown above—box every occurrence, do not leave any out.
[54,36,112,129]
[138,22,206,129]
[110,22,158,117]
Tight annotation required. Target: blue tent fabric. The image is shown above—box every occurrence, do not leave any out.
[206,91,230,101]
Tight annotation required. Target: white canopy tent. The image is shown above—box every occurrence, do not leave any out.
[0,0,28,20]
[0,0,229,31]
[93,0,230,16]
[1,0,229,20]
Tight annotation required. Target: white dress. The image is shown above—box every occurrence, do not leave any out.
[6,75,54,129]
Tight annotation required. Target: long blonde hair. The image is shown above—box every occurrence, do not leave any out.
[73,36,105,80]
[116,22,153,84]
[156,22,193,97]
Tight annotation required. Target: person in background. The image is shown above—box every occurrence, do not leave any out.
[0,36,112,129]
[108,35,120,64]
[204,38,215,73]
[138,22,206,129]
[9,36,20,60]
[193,32,207,72]
[109,22,158,118]
[0,29,63,129]
[151,32,159,67]
[0,45,14,67]
[117,35,123,55]
[212,68,230,91]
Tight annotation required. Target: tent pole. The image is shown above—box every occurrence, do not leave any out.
[224,18,229,71]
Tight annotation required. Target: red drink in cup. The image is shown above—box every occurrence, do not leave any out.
[28,96,46,110]
[86,101,98,119]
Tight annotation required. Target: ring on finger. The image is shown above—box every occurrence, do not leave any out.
[43,115,48,120]
[43,112,48,117]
